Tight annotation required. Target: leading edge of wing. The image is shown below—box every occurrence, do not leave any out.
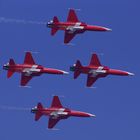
[24,52,35,65]
[64,31,76,44]
[48,117,60,129]
[67,9,79,22]
[20,74,33,86]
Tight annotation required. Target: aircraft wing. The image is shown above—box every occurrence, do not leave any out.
[20,74,33,86]
[89,54,101,66]
[51,96,63,108]
[64,31,76,44]
[87,74,98,87]
[24,52,35,65]
[67,9,79,22]
[35,103,43,121]
[48,117,60,129]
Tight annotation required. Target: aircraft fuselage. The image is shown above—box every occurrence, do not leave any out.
[31,107,95,119]
[72,65,134,77]
[47,21,111,33]
[3,64,68,76]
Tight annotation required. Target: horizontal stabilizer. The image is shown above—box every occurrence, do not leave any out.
[7,70,15,78]
[74,60,82,79]
[51,28,59,36]
[35,103,43,121]
[51,16,59,36]
[7,59,16,78]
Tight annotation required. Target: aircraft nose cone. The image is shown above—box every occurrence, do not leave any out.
[104,27,112,31]
[88,113,96,117]
[128,72,135,76]
[62,71,69,75]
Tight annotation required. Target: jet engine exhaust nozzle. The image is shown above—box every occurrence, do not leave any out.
[31,107,38,113]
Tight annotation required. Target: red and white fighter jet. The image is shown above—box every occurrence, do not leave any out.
[70,54,134,87]
[47,9,112,44]
[31,96,95,129]
[3,52,68,86]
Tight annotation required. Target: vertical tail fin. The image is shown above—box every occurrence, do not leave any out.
[7,59,16,78]
[74,60,82,79]
[35,103,43,121]
[51,16,59,36]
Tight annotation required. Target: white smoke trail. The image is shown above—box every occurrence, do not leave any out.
[0,105,30,111]
[0,17,46,25]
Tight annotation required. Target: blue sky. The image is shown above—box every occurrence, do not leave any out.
[0,0,140,140]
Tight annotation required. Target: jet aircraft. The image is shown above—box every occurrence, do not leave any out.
[70,53,134,87]
[3,52,68,86]
[47,9,111,44]
[31,96,95,129]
